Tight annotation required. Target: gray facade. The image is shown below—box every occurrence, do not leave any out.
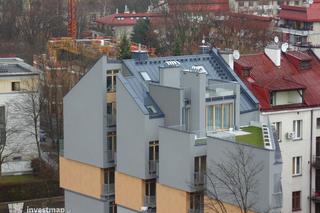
[65,190,110,213]
[206,136,282,213]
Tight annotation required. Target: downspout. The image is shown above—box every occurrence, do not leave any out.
[310,109,313,213]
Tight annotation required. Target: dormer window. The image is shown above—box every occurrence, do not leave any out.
[300,60,311,70]
[146,105,157,114]
[243,68,251,77]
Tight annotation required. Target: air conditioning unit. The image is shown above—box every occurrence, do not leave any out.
[286,132,295,139]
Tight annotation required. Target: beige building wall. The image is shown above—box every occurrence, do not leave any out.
[157,183,189,213]
[115,171,144,211]
[204,196,256,213]
[0,76,39,93]
[60,157,103,199]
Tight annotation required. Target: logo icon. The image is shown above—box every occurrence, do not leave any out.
[8,202,24,213]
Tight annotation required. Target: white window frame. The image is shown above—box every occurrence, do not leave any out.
[292,156,302,176]
[293,120,302,140]
[273,122,282,142]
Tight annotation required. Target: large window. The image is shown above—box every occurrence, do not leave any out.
[149,141,159,161]
[293,120,302,139]
[206,103,233,131]
[292,156,302,176]
[106,70,119,92]
[292,191,301,211]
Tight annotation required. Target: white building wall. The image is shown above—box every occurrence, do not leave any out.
[261,108,312,213]
[0,92,38,175]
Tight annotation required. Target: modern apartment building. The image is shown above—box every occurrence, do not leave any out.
[278,0,320,47]
[234,45,320,213]
[229,0,304,17]
[61,49,283,213]
[0,57,40,175]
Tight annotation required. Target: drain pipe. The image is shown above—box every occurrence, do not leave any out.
[310,109,313,213]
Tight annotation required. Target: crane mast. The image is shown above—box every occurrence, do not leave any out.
[68,0,77,38]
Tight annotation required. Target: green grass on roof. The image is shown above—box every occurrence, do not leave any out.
[235,126,264,148]
[0,175,38,184]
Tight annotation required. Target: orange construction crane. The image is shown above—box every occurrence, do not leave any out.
[68,0,77,38]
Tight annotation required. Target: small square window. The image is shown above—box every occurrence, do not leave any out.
[11,82,20,91]
[146,105,157,114]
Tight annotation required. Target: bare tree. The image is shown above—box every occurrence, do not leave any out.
[0,106,22,175]
[205,145,264,213]
[11,79,44,160]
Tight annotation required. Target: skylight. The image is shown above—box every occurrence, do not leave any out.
[146,105,157,114]
[140,72,151,81]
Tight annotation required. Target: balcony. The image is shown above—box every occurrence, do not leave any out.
[312,155,320,168]
[149,160,159,177]
[107,150,117,163]
[194,172,206,187]
[59,139,64,156]
[144,195,156,208]
[189,209,203,213]
[103,183,115,196]
[310,191,320,203]
[277,26,313,36]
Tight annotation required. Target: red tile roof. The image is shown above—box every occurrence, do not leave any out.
[234,50,320,111]
[96,12,162,26]
[279,3,320,22]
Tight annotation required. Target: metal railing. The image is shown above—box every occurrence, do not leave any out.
[107,150,117,163]
[103,183,115,195]
[144,195,156,207]
[149,160,159,176]
[194,172,206,186]
[310,191,320,203]
[312,155,320,168]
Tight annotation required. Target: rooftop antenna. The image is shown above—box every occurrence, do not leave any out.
[281,43,289,52]
[274,36,279,44]
[233,50,240,60]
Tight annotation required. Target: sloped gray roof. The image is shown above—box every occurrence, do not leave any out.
[0,58,40,76]
[121,51,259,114]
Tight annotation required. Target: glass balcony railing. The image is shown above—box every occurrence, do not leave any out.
[194,172,206,186]
[103,183,115,196]
[149,160,159,176]
[144,195,156,207]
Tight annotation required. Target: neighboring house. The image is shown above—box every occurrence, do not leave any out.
[60,49,283,213]
[0,58,40,175]
[167,0,229,12]
[278,1,320,47]
[229,0,304,17]
[95,7,162,40]
[234,45,320,213]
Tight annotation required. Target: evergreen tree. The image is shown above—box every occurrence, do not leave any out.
[118,34,131,59]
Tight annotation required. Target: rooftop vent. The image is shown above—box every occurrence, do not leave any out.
[164,60,181,67]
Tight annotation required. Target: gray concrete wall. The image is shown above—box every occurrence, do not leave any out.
[65,190,108,213]
[149,83,183,126]
[64,56,107,168]
[117,205,138,213]
[240,110,260,126]
[206,137,281,212]
[116,75,164,179]
[159,126,194,192]
[181,71,206,135]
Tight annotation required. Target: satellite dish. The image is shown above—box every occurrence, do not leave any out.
[233,50,240,60]
[202,39,205,45]
[281,43,289,52]
[274,36,279,44]
[308,0,314,4]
